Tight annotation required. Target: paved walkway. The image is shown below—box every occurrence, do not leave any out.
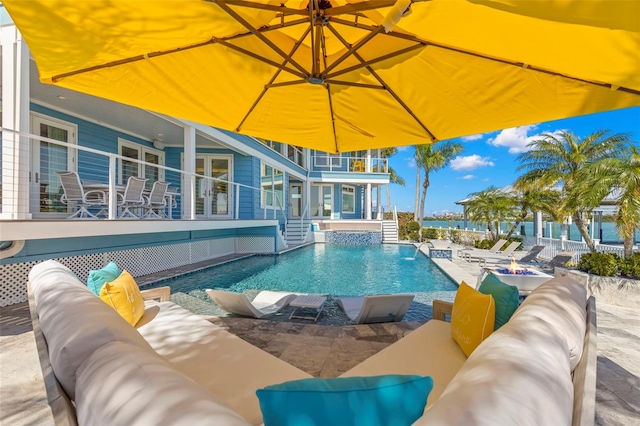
[1,246,638,425]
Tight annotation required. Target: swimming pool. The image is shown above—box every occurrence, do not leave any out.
[151,244,460,323]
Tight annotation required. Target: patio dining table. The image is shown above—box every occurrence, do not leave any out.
[82,182,179,219]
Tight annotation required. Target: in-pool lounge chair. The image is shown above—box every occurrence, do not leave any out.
[336,294,415,324]
[206,289,298,319]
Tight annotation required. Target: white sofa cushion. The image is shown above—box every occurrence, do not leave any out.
[136,302,312,425]
[418,314,573,425]
[340,320,466,409]
[28,260,154,399]
[510,275,587,370]
[75,341,250,426]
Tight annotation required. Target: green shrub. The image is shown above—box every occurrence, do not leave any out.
[422,227,440,240]
[474,239,494,250]
[407,230,420,241]
[449,230,462,244]
[619,253,640,279]
[407,221,420,232]
[578,252,618,277]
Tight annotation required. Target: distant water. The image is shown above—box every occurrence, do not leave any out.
[421,220,639,243]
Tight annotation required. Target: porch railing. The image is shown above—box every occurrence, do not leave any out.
[310,155,388,173]
[521,235,629,263]
[1,129,285,221]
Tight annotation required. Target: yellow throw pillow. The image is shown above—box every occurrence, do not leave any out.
[451,282,495,357]
[100,270,145,326]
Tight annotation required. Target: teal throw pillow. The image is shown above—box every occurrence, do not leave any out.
[256,375,433,426]
[87,261,120,295]
[479,274,519,330]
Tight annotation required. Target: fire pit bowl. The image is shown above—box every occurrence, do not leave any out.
[489,268,554,291]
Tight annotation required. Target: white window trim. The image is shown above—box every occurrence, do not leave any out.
[260,161,284,210]
[314,151,342,168]
[117,138,165,185]
[342,185,356,214]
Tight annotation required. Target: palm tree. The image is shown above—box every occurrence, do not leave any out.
[378,147,406,211]
[515,130,632,252]
[415,141,464,237]
[465,187,515,240]
[504,186,561,239]
[581,148,640,258]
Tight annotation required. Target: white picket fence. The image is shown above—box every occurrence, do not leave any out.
[521,236,628,263]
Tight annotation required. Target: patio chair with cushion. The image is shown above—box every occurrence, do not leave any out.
[142,181,170,219]
[56,171,108,219]
[205,289,298,319]
[336,294,415,324]
[117,176,148,218]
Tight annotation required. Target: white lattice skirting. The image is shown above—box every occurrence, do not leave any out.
[0,236,272,307]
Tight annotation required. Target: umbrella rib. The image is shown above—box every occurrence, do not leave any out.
[214,38,306,79]
[217,0,308,16]
[321,25,385,77]
[326,23,437,142]
[324,80,385,89]
[236,26,312,132]
[326,82,339,153]
[265,80,307,88]
[323,1,397,16]
[223,18,309,41]
[214,0,309,76]
[325,44,425,79]
[330,18,640,96]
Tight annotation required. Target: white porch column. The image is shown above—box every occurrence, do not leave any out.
[1,27,31,220]
[365,149,372,173]
[182,125,197,220]
[534,211,543,238]
[365,183,372,220]
[463,205,468,230]
[376,185,382,219]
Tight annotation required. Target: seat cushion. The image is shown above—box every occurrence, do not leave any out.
[28,260,154,399]
[136,302,311,425]
[100,270,145,326]
[75,341,251,426]
[417,313,573,425]
[257,375,433,426]
[86,261,120,295]
[478,274,519,330]
[451,282,495,357]
[511,275,587,370]
[340,320,466,409]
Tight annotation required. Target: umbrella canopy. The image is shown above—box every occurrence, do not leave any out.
[4,0,640,152]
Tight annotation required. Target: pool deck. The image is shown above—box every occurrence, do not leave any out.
[1,245,639,425]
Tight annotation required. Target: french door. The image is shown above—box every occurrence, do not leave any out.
[195,155,233,218]
[310,184,332,218]
[289,183,303,218]
[30,115,77,217]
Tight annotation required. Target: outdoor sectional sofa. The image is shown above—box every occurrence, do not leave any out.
[28,260,596,425]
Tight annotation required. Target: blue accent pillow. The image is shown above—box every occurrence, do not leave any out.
[256,375,433,426]
[87,261,120,295]
[479,274,519,330]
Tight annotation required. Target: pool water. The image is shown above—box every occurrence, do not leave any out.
[152,244,459,323]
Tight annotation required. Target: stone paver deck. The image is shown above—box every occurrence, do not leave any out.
[1,244,638,425]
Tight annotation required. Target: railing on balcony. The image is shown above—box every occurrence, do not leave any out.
[311,155,389,173]
[1,129,286,222]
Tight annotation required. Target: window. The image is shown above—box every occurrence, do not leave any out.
[261,162,284,209]
[118,139,165,188]
[314,151,342,168]
[342,185,355,214]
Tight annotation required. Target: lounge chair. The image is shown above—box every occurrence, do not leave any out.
[206,289,298,319]
[460,239,507,254]
[523,251,577,270]
[515,245,546,263]
[336,294,414,324]
[464,241,521,265]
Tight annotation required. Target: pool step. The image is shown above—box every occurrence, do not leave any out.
[285,219,312,245]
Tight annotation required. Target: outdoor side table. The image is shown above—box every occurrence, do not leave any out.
[289,295,327,322]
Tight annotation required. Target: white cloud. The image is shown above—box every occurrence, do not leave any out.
[450,154,495,171]
[461,133,483,142]
[483,178,490,182]
[396,146,409,152]
[461,174,475,180]
[486,125,565,154]
[406,157,416,168]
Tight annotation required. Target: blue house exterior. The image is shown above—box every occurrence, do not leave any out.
[0,17,395,307]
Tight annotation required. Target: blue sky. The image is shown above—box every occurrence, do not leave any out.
[386,106,640,216]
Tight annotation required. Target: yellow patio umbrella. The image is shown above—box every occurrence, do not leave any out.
[4,0,640,152]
